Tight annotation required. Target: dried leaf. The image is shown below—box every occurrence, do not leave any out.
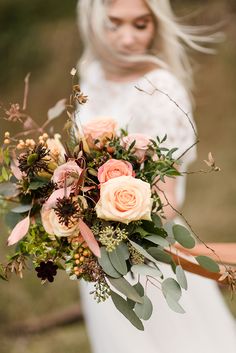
[47,99,66,121]
[7,215,30,246]
[78,218,101,257]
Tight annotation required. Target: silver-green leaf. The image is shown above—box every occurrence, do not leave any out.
[110,290,144,331]
[146,235,169,248]
[176,265,188,290]
[108,246,128,275]
[172,224,196,249]
[134,295,153,320]
[195,255,220,273]
[98,247,121,278]
[131,264,162,278]
[108,277,144,304]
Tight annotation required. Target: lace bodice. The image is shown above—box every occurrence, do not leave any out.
[77,61,197,206]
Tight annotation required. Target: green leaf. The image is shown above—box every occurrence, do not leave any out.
[1,166,9,181]
[172,224,195,249]
[108,277,144,304]
[126,282,144,309]
[117,242,129,260]
[146,235,169,248]
[108,246,128,275]
[147,248,172,264]
[0,182,18,197]
[129,240,157,264]
[163,221,176,244]
[133,282,145,297]
[151,214,162,228]
[195,256,220,273]
[28,179,49,190]
[165,294,185,314]
[176,265,188,290]
[11,204,32,213]
[134,295,153,320]
[131,264,162,278]
[134,226,149,237]
[98,247,121,278]
[110,290,144,331]
[161,278,182,302]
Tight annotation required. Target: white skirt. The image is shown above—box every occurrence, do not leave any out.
[79,265,236,353]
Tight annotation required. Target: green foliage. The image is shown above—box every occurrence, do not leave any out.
[195,256,220,273]
[172,224,196,249]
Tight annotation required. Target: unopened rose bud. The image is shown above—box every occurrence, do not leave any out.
[4,132,10,138]
[4,138,10,144]
[42,133,48,140]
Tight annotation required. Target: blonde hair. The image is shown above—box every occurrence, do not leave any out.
[77,0,222,93]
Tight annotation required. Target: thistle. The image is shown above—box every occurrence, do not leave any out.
[18,144,50,177]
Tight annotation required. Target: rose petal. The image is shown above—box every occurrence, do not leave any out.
[7,215,30,246]
[78,219,101,258]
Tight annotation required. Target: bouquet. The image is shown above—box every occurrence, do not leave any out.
[0,71,235,330]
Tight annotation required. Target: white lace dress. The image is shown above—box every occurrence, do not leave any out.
[77,62,236,353]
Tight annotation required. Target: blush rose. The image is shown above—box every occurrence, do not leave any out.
[98,159,134,183]
[82,116,117,149]
[122,133,152,162]
[52,160,83,188]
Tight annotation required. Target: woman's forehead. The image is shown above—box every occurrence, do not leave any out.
[106,0,152,19]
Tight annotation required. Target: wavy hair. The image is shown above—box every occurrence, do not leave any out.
[77,0,222,93]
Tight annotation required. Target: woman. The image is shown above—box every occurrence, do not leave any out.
[76,1,236,352]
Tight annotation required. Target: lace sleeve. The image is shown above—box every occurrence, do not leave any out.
[130,69,197,170]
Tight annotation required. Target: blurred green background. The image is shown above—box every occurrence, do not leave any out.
[0,1,235,352]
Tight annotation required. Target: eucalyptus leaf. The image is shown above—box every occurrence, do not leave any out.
[131,264,162,278]
[151,214,162,228]
[108,246,128,275]
[165,293,185,314]
[172,224,195,249]
[0,182,18,197]
[110,290,144,331]
[133,282,145,297]
[117,242,130,260]
[108,277,144,303]
[98,247,121,278]
[195,256,220,273]
[5,212,23,230]
[146,235,169,248]
[127,282,144,309]
[148,248,172,264]
[162,278,182,302]
[129,240,157,264]
[176,265,188,290]
[11,204,32,213]
[163,221,176,244]
[134,295,153,320]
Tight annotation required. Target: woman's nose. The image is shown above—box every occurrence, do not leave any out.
[119,27,136,48]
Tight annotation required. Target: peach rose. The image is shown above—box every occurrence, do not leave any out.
[122,133,152,162]
[95,175,153,224]
[41,189,79,237]
[52,160,83,188]
[98,159,134,183]
[82,117,117,149]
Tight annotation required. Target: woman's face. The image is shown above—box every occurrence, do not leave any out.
[105,0,155,56]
